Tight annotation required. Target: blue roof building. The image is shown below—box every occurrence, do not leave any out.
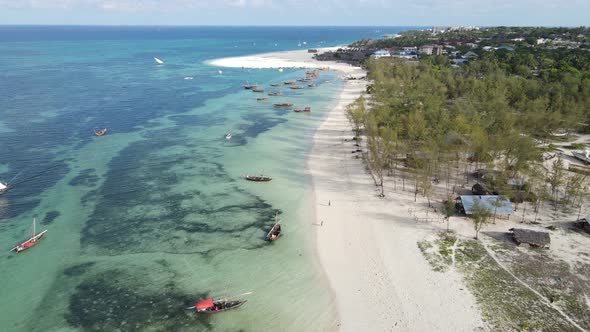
[460,195,513,216]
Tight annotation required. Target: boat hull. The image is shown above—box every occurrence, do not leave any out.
[197,300,246,314]
[13,230,47,253]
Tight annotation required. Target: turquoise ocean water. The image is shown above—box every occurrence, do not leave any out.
[0,26,409,331]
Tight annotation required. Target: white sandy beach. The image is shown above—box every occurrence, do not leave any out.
[210,48,485,331]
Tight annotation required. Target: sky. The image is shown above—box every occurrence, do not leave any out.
[0,0,588,26]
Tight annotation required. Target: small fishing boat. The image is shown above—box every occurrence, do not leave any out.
[243,84,258,90]
[252,88,265,93]
[257,97,269,101]
[95,128,107,137]
[154,57,164,64]
[0,181,8,194]
[270,83,282,87]
[245,175,272,182]
[283,81,296,85]
[192,298,247,314]
[273,103,293,107]
[308,83,317,88]
[290,86,304,90]
[294,106,311,113]
[573,150,590,164]
[266,212,282,241]
[268,92,283,96]
[11,218,47,253]
[225,133,232,140]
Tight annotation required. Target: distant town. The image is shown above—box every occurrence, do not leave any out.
[315,26,590,66]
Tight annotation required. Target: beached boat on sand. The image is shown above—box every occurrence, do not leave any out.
[192,298,247,314]
[273,103,293,107]
[95,128,107,137]
[11,218,47,253]
[573,150,590,164]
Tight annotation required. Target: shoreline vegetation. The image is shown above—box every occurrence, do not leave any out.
[212,26,590,331]
[314,26,590,330]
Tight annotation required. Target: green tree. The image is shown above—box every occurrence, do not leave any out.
[471,201,492,240]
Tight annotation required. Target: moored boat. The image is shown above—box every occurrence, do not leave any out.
[11,218,47,253]
[266,212,282,241]
[245,175,272,182]
[268,92,283,96]
[257,97,268,101]
[243,84,257,90]
[273,103,293,107]
[308,83,317,88]
[283,81,296,85]
[192,298,247,314]
[294,106,311,113]
[290,85,304,90]
[95,128,107,137]
[270,83,282,87]
[252,88,265,93]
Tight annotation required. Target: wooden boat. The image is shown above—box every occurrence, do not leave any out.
[268,92,283,96]
[573,150,590,164]
[266,212,282,241]
[11,218,47,253]
[294,107,311,113]
[243,84,257,90]
[256,97,268,101]
[273,103,293,107]
[252,88,265,93]
[192,298,247,314]
[270,83,282,87]
[308,83,317,88]
[283,81,296,85]
[245,175,272,182]
[290,86,304,90]
[95,128,107,137]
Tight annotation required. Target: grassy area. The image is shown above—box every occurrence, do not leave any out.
[418,235,582,331]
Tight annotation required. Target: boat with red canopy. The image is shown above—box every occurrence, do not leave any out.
[11,218,47,253]
[192,297,247,314]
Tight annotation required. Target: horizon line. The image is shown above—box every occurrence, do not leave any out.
[0,24,586,28]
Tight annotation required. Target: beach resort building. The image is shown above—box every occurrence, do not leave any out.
[457,195,513,218]
[371,49,391,59]
[419,45,443,55]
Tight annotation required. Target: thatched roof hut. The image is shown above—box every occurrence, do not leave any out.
[510,228,550,248]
